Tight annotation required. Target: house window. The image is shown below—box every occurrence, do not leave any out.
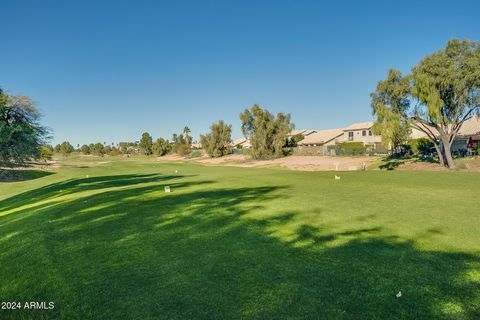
[348,132,354,141]
[369,130,372,136]
[362,130,366,136]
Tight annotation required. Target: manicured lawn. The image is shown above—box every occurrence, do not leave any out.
[1,156,479,319]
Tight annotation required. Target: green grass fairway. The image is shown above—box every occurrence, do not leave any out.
[1,156,479,319]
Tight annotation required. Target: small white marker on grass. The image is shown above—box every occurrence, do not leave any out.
[164,186,171,193]
[396,291,402,298]
[335,175,341,180]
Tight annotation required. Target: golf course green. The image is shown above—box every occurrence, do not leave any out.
[1,156,479,319]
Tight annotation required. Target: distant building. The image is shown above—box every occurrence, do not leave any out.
[231,117,480,156]
[231,137,251,149]
[295,128,345,155]
[342,122,379,143]
[297,128,344,147]
[288,129,317,139]
[453,117,480,152]
[191,142,202,149]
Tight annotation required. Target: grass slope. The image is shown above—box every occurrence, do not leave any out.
[0,156,479,319]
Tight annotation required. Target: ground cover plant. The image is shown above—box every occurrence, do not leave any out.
[0,156,479,319]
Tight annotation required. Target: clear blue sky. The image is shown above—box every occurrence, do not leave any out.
[1,0,478,146]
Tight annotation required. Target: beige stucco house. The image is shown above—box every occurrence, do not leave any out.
[342,122,382,144]
[295,128,344,155]
[231,137,251,149]
[288,129,317,139]
[295,121,388,155]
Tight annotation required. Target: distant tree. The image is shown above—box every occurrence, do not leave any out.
[80,144,90,155]
[109,146,121,156]
[59,141,74,157]
[239,104,294,159]
[39,145,53,162]
[171,132,190,155]
[139,132,153,155]
[176,143,190,156]
[370,69,412,153]
[200,120,232,157]
[152,138,170,156]
[54,144,61,153]
[118,142,128,154]
[93,143,105,156]
[170,134,177,152]
[0,89,49,166]
[183,126,192,146]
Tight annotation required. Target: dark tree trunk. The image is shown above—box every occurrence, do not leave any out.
[432,141,445,167]
[440,136,456,169]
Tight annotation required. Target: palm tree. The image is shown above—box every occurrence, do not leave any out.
[183,126,191,146]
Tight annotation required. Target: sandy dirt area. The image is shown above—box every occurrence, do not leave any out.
[158,152,480,172]
[394,160,448,171]
[166,154,379,171]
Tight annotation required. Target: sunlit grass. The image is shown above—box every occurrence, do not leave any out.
[0,156,479,319]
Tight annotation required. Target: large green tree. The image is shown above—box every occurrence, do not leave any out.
[410,39,480,168]
[200,120,232,157]
[372,39,480,168]
[0,89,49,166]
[371,69,412,153]
[139,132,153,155]
[239,104,294,159]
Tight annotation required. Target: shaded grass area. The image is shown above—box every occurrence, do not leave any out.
[0,169,54,182]
[0,159,479,319]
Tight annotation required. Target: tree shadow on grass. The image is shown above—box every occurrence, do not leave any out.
[0,169,54,182]
[0,173,195,213]
[379,159,404,170]
[0,177,478,319]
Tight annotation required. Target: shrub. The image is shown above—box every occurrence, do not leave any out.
[176,144,191,156]
[233,148,249,155]
[39,145,53,162]
[332,142,367,156]
[408,138,434,155]
[188,150,203,158]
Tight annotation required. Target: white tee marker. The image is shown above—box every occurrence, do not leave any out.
[164,186,171,193]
